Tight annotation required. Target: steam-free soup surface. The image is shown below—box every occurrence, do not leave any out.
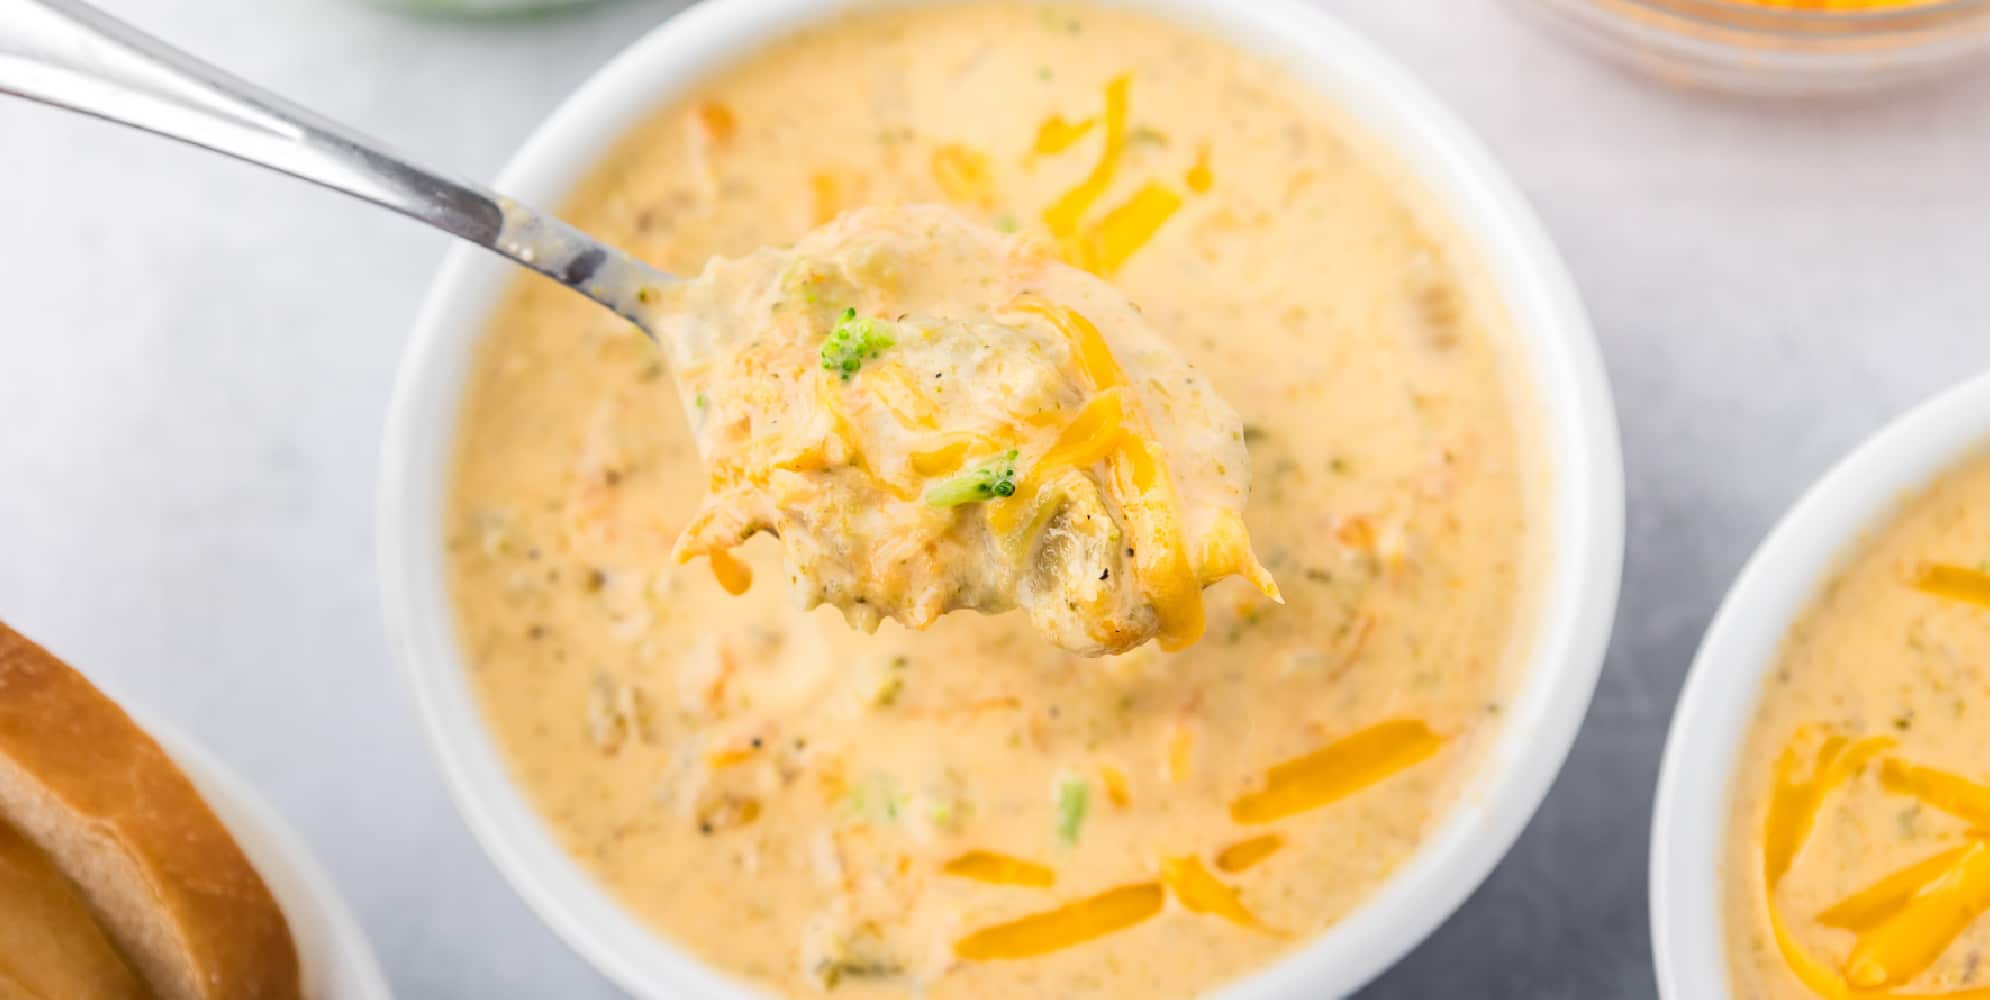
[448,4,1539,996]
[1727,454,1990,998]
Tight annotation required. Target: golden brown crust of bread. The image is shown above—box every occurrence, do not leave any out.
[0,817,149,1000]
[0,622,300,1000]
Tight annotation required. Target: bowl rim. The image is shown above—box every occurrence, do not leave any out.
[377,0,1625,995]
[135,710,394,1000]
[1649,370,1990,1000]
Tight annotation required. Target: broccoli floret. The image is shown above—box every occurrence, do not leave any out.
[923,449,1021,507]
[820,308,897,381]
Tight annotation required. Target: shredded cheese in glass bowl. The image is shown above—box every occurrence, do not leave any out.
[1522,0,1990,93]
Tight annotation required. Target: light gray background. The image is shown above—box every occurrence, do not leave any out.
[3,1,1987,996]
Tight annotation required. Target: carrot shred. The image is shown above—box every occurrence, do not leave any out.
[689,101,736,144]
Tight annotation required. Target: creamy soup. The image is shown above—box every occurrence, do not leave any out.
[447,3,1541,996]
[1727,453,1990,999]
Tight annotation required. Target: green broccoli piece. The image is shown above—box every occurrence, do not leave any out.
[923,449,1020,507]
[820,307,897,381]
[1053,775,1089,846]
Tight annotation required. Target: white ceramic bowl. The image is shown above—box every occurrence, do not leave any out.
[1650,371,1990,999]
[137,712,393,999]
[378,0,1624,995]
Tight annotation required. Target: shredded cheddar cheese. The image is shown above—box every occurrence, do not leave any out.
[1012,299,1122,390]
[943,850,1057,888]
[1185,142,1213,194]
[1732,0,1942,7]
[1078,181,1183,275]
[1913,562,1990,609]
[1033,114,1097,156]
[1230,720,1444,825]
[1878,757,1990,828]
[1165,720,1197,784]
[953,883,1165,960]
[931,143,996,207]
[1098,763,1131,808]
[1761,733,1891,998]
[1755,732,1990,998]
[1159,856,1280,935]
[1214,834,1285,874]
[1008,299,1230,649]
[1844,843,1990,990]
[709,550,753,595]
[706,745,758,769]
[909,433,1007,477]
[1039,78,1192,274]
[1817,845,1977,932]
[1043,75,1130,239]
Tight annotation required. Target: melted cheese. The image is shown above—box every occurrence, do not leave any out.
[1007,299,1226,648]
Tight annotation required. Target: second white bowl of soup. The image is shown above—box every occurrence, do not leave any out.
[380,0,1623,996]
[1653,371,1990,1000]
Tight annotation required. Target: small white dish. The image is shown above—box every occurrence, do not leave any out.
[378,0,1625,996]
[141,712,394,1000]
[1650,371,1990,999]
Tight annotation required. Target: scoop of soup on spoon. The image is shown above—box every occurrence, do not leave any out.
[1,0,1278,655]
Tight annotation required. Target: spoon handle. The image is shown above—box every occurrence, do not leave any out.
[0,0,671,334]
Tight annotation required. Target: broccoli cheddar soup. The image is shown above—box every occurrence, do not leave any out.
[446,3,1543,996]
[1727,454,1990,999]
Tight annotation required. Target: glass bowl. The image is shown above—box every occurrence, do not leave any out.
[359,0,609,16]
[1524,0,1990,94]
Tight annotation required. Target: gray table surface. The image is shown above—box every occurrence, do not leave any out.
[4,0,1989,996]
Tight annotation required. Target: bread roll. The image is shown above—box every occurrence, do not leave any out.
[0,815,149,999]
[0,622,300,1000]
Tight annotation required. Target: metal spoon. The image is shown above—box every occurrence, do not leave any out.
[0,0,673,336]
